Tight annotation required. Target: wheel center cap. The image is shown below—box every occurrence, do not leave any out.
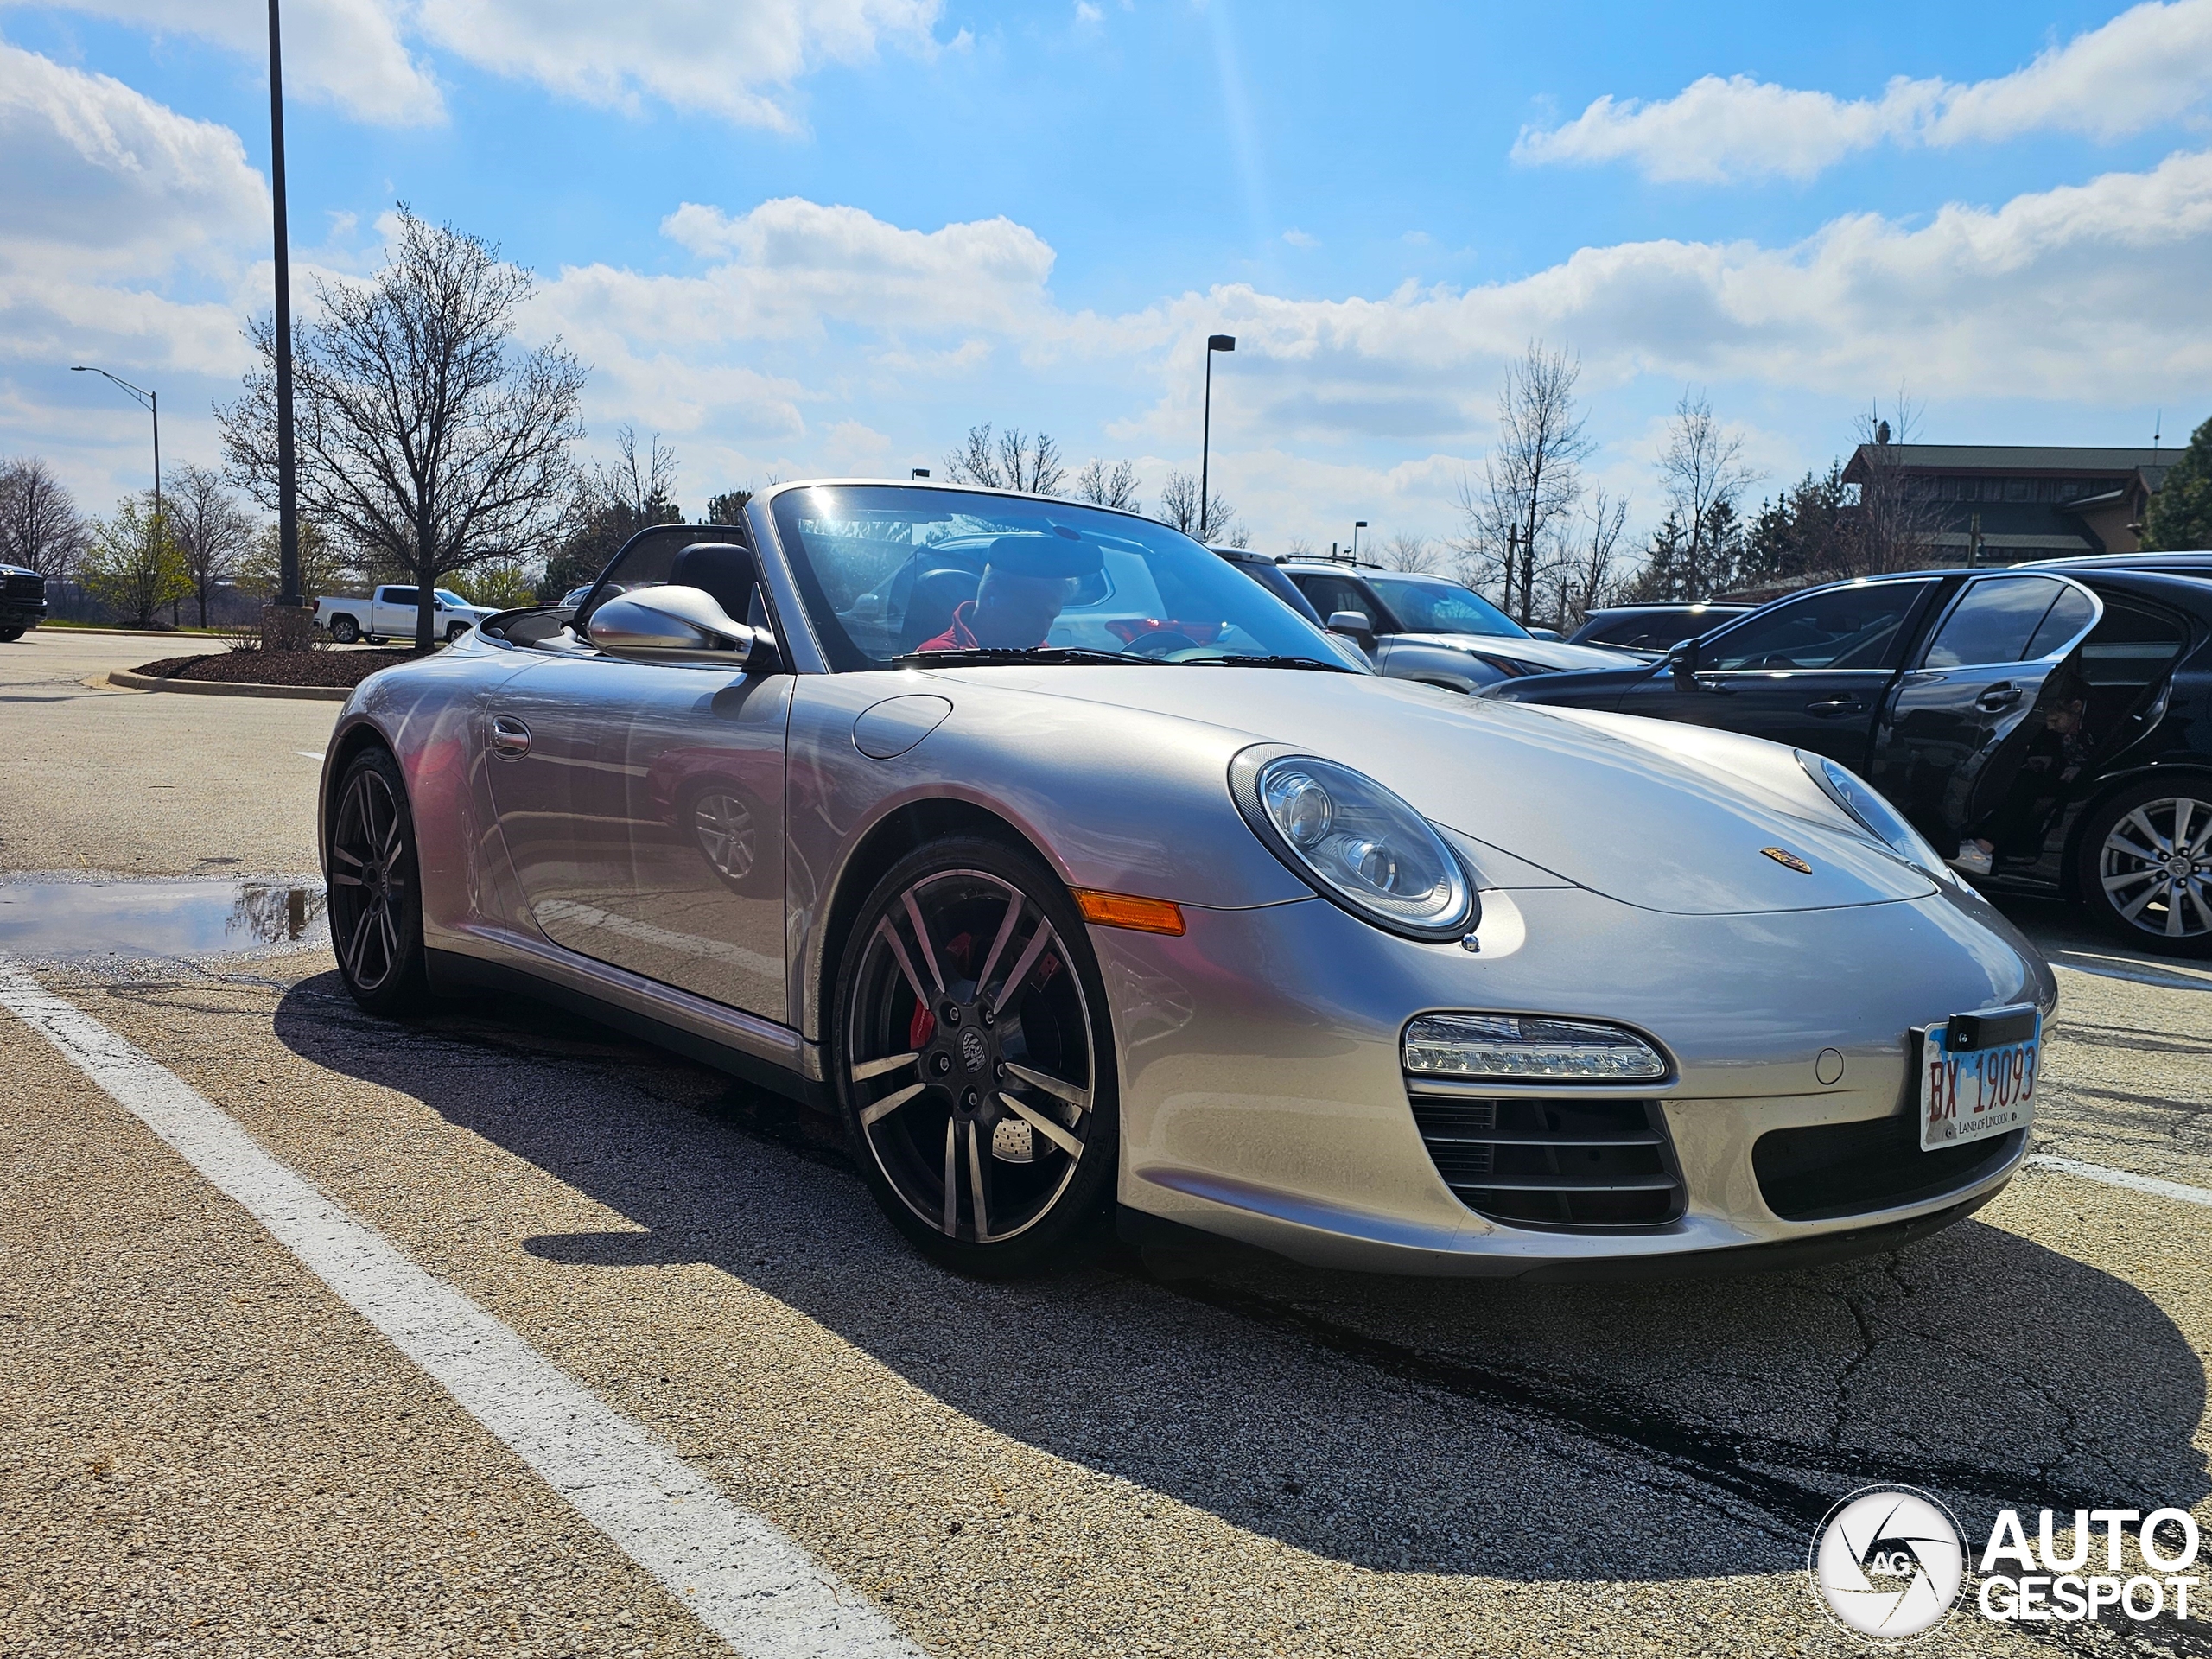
[959,1027,989,1074]
[2168,856,2193,877]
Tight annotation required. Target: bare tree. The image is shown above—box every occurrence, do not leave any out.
[1073,458,1141,512]
[1379,531,1445,574]
[1455,343,1592,626]
[1843,392,1940,576]
[1656,389,1760,599]
[1155,469,1244,544]
[167,463,256,627]
[1550,488,1630,630]
[0,456,89,579]
[219,207,588,653]
[944,423,1067,495]
[599,425,679,521]
[1284,537,1316,557]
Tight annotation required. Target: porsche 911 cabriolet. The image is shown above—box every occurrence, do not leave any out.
[320,480,2056,1278]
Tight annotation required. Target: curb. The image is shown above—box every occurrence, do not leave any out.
[38,625,235,639]
[106,669,353,702]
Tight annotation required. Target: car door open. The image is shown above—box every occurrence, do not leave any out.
[1871,574,2101,857]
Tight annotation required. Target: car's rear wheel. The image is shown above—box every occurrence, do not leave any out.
[831,836,1116,1276]
[328,615,360,645]
[2077,779,2212,957]
[326,747,430,1011]
[0,626,24,642]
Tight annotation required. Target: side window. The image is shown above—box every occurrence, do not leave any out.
[1921,575,2072,669]
[1295,574,1376,625]
[382,586,419,607]
[1702,582,1929,672]
[2022,587,2097,659]
[2077,598,2188,689]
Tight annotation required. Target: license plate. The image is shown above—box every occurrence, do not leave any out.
[1919,1006,2040,1151]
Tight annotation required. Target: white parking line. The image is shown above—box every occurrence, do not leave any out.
[0,964,919,1659]
[2050,957,2212,993]
[2027,1153,2212,1209]
[296,751,325,761]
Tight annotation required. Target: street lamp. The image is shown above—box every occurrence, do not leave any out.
[1199,334,1235,542]
[267,0,303,620]
[71,365,160,528]
[1351,520,1367,562]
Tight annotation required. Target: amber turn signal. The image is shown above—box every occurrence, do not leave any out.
[1070,888,1186,935]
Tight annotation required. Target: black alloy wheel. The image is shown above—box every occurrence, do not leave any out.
[2077,778,2212,957]
[832,836,1116,1275]
[328,615,360,645]
[325,747,430,1010]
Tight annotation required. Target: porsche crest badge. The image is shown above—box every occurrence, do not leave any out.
[1761,846,1815,874]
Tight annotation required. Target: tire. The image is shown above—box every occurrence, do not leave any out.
[328,615,360,645]
[445,623,469,643]
[325,746,431,1012]
[365,635,387,646]
[830,835,1118,1276]
[0,626,24,643]
[2075,777,2212,957]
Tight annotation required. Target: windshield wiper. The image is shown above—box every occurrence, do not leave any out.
[1172,653,1359,673]
[891,646,1159,668]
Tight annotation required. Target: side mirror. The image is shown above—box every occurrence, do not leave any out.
[1671,636,1701,684]
[1327,609,1376,648]
[587,585,779,671]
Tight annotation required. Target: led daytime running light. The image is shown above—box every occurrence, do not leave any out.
[1403,1014,1668,1081]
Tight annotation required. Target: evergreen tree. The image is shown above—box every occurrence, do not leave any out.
[1621,511,1693,602]
[2145,415,2212,551]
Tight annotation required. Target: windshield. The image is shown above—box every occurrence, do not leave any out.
[435,590,466,607]
[1365,575,1526,638]
[772,485,1355,671]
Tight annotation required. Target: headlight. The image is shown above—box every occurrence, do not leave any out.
[1403,1014,1669,1081]
[1797,752,1962,887]
[1230,751,1476,938]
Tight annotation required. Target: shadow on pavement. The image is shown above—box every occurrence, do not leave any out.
[271,972,2209,1586]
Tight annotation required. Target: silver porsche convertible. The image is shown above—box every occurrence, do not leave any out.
[320,480,2056,1277]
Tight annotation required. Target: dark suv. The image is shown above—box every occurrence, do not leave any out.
[1486,564,2212,955]
[0,563,46,640]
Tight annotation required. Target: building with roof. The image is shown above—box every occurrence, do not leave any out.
[1841,442,2177,564]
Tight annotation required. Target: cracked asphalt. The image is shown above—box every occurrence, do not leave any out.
[5,627,2210,1657]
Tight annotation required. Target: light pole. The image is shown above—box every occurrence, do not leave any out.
[1351,520,1367,562]
[72,365,160,529]
[267,0,304,629]
[1199,334,1235,542]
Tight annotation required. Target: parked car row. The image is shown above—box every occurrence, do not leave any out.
[1486,553,2212,955]
[324,480,2055,1281]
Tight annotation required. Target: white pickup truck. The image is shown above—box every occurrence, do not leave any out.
[315,585,497,645]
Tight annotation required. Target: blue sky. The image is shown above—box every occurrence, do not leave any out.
[5,0,2209,555]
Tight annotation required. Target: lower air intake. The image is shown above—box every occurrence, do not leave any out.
[1408,1093,1684,1229]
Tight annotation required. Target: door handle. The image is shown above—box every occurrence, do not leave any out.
[1805,697,1866,717]
[488,715,531,759]
[1974,684,2023,713]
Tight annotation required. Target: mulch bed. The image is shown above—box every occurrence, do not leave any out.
[131,649,416,688]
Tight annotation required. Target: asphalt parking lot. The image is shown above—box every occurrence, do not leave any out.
[4,626,2209,1658]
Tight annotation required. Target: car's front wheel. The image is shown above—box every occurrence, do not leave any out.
[2077,778,2212,957]
[831,836,1117,1276]
[326,747,430,1010]
[0,626,24,642]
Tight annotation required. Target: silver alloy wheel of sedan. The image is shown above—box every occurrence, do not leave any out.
[840,855,1103,1263]
[2095,792,2212,944]
[690,791,757,883]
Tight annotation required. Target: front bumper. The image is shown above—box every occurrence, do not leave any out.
[1096,880,2052,1277]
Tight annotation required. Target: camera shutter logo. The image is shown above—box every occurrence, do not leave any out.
[1810,1485,1966,1638]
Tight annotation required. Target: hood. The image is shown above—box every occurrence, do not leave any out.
[1427,634,1643,675]
[926,665,1932,916]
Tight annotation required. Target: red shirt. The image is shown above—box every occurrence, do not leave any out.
[917,601,981,653]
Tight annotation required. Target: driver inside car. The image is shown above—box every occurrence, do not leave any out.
[918,533,1104,652]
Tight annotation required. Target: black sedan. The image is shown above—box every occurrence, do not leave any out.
[1484,563,2212,955]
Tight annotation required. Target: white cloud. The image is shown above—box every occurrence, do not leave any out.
[414,0,943,129]
[1281,228,1319,249]
[1515,0,2212,183]
[3,0,443,125]
[1074,1,1103,23]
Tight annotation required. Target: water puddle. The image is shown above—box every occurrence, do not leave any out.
[0,875,328,964]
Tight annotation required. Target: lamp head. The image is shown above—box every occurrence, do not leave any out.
[1207,334,1236,353]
